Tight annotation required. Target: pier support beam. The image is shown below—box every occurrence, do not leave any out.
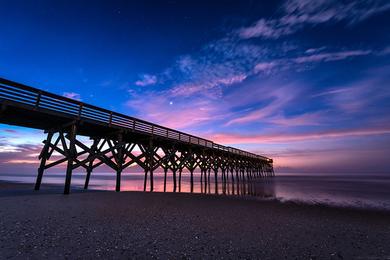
[84,167,92,190]
[83,137,99,190]
[64,124,77,195]
[178,169,182,192]
[35,131,54,191]
[143,169,148,192]
[200,169,204,193]
[32,126,273,195]
[190,169,194,193]
[207,169,211,193]
[116,169,122,192]
[221,169,226,194]
[163,168,168,192]
[214,168,218,194]
[173,169,177,192]
[235,168,240,195]
[230,167,235,195]
[149,140,154,192]
[116,134,124,192]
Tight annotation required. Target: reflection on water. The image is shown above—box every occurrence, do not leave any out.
[1,172,390,210]
[273,175,390,210]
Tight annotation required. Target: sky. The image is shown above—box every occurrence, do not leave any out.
[0,0,389,174]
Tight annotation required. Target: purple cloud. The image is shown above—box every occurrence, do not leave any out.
[135,74,157,86]
[63,92,81,101]
[239,0,390,39]
[293,50,372,63]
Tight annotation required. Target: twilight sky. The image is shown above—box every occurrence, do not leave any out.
[0,0,390,174]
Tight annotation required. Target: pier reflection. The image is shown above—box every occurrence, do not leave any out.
[10,171,276,199]
[197,174,275,198]
[89,171,277,199]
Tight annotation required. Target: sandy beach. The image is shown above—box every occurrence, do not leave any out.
[0,181,390,259]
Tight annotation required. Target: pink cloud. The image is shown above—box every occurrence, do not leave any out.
[267,112,325,126]
[125,92,227,129]
[63,92,81,101]
[209,127,390,144]
[271,145,390,173]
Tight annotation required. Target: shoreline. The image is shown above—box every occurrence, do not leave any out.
[1,180,389,215]
[1,181,390,258]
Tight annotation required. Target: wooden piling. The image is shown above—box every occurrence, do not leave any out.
[163,168,167,192]
[143,169,148,192]
[214,169,218,194]
[64,124,77,195]
[84,168,92,189]
[173,169,177,192]
[34,131,53,191]
[190,169,194,193]
[178,169,182,192]
[116,169,122,192]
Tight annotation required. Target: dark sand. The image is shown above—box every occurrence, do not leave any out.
[1,182,390,259]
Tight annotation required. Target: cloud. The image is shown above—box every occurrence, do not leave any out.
[166,46,372,103]
[293,50,372,63]
[119,1,390,176]
[377,45,390,56]
[135,74,157,86]
[143,39,271,99]
[170,74,247,98]
[0,142,42,160]
[313,67,390,113]
[123,1,388,103]
[249,49,375,77]
[210,127,390,144]
[238,19,292,39]
[239,0,390,39]
[266,112,325,126]
[63,92,81,101]
[267,144,390,173]
[225,82,301,126]
[125,91,227,129]
[253,62,278,74]
[130,48,384,130]
[2,129,18,134]
[305,47,326,54]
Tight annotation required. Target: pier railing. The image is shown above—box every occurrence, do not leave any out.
[0,77,270,161]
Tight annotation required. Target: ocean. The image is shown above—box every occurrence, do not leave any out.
[1,172,390,211]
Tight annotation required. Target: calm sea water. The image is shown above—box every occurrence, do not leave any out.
[1,172,390,211]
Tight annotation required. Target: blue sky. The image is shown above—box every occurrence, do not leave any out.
[0,0,390,173]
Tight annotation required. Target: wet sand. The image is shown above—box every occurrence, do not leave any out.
[0,181,390,259]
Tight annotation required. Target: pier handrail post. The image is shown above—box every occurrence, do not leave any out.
[109,112,113,126]
[34,91,42,109]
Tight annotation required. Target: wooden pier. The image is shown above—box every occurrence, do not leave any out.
[0,77,274,194]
